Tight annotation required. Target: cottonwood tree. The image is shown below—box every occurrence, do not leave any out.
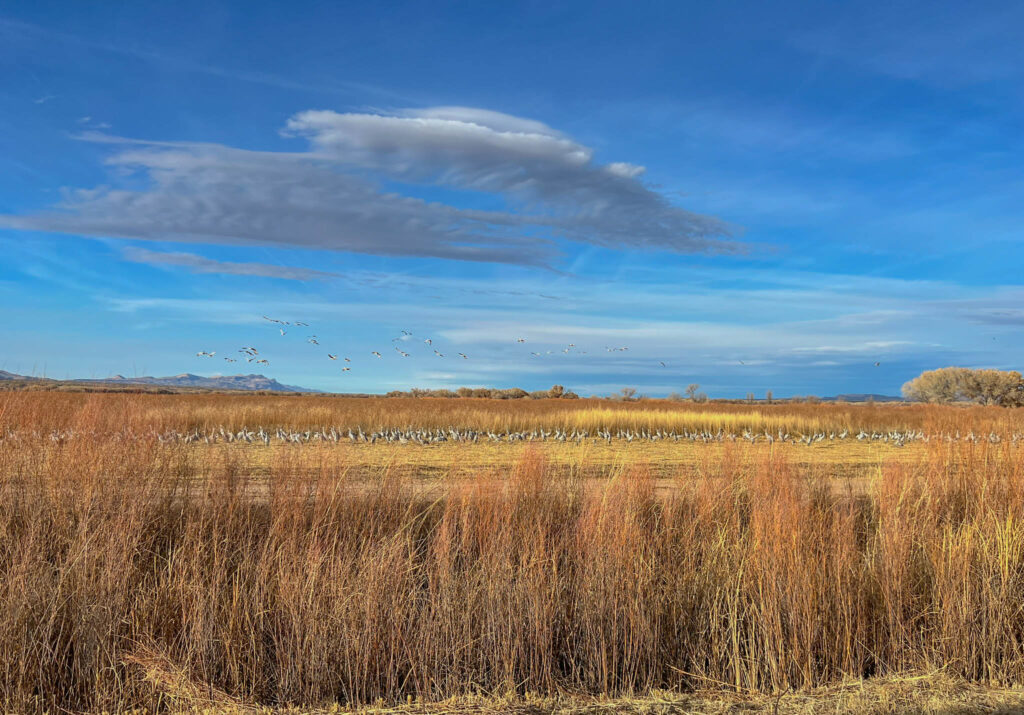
[902,367,1024,406]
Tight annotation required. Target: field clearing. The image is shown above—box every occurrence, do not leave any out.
[3,392,1024,712]
[153,439,921,498]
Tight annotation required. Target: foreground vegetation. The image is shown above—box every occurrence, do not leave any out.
[2,393,1024,712]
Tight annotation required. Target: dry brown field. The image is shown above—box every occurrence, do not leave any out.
[2,391,1024,713]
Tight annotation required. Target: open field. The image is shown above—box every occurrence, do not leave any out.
[2,392,1024,712]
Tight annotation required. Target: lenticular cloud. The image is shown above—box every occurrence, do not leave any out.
[2,107,740,267]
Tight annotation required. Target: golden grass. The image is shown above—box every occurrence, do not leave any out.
[3,393,1024,713]
[3,391,1024,436]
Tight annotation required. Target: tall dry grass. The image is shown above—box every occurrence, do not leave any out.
[2,396,1024,711]
[3,391,1024,437]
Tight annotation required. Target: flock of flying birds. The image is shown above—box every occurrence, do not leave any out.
[196,315,884,375]
[193,315,649,375]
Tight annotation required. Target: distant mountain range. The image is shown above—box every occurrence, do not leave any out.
[0,370,315,393]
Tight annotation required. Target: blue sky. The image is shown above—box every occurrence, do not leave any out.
[1,1,1022,397]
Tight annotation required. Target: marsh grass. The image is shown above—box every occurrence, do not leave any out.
[3,391,1024,437]
[2,395,1024,712]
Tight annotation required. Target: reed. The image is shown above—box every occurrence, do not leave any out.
[2,391,1023,437]
[2,396,1024,712]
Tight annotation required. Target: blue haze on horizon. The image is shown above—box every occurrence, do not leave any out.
[1,1,1023,397]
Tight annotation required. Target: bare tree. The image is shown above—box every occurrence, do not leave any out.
[902,367,1024,406]
[685,383,700,401]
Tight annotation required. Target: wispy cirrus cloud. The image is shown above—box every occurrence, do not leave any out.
[1,107,740,267]
[121,246,340,281]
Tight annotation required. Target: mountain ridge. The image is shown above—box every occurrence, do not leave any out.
[0,371,316,393]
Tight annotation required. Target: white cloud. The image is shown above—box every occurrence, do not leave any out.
[2,107,739,266]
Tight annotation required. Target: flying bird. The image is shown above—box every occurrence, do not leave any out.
[395,347,410,357]
[341,367,351,372]
[874,361,881,367]
[424,338,432,345]
[371,351,382,359]
[515,337,526,343]
[327,354,338,360]
[433,350,445,357]
[659,361,666,367]
[307,337,320,345]
[458,352,468,359]
[344,357,351,362]
[196,351,215,357]
[279,328,286,336]
[224,357,237,363]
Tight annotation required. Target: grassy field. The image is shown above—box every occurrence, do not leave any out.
[2,392,1024,713]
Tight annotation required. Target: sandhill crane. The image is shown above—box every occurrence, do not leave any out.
[531,352,541,357]
[196,351,215,357]
[458,352,468,359]
[307,336,319,345]
[224,357,237,363]
[344,357,351,362]
[874,361,881,367]
[279,328,286,336]
[327,354,337,360]
[395,347,410,357]
[341,367,351,372]
[294,321,309,327]
[516,337,526,343]
[433,350,445,357]
[424,338,432,345]
[372,351,382,359]
[659,361,666,367]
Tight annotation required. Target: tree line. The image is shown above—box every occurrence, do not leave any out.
[386,385,579,399]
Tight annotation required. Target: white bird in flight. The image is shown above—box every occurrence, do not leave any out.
[196,351,215,357]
